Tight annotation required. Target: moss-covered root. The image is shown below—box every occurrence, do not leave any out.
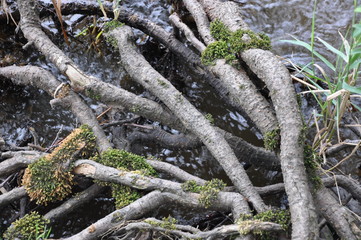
[22,125,96,205]
[182,179,226,208]
[93,149,157,208]
[3,212,50,240]
[237,209,291,238]
[201,19,271,65]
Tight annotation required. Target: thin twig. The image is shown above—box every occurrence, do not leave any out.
[96,106,112,120]
[49,125,63,149]
[326,140,361,172]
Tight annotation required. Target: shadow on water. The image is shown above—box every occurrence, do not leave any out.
[0,0,359,236]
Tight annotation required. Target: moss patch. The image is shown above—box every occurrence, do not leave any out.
[181,180,202,193]
[93,149,157,208]
[112,184,142,208]
[264,128,280,151]
[145,216,177,231]
[95,149,157,176]
[3,212,50,240]
[237,209,291,239]
[304,145,322,189]
[182,179,226,208]
[201,19,271,65]
[204,113,215,124]
[85,88,101,101]
[103,20,125,48]
[254,209,290,230]
[22,125,96,205]
[103,20,124,33]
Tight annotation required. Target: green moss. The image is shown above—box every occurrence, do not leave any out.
[3,212,50,240]
[42,125,96,164]
[204,113,215,124]
[85,88,101,101]
[130,105,141,113]
[199,179,226,208]
[181,180,202,193]
[304,145,322,189]
[94,149,157,208]
[106,36,118,48]
[111,184,142,208]
[201,41,233,65]
[237,210,290,239]
[145,216,177,231]
[160,216,177,230]
[230,30,271,52]
[202,20,271,65]
[237,213,253,222]
[182,179,226,208]
[95,149,157,176]
[157,79,169,88]
[22,157,73,205]
[238,220,259,235]
[254,210,290,231]
[22,125,96,205]
[264,128,280,151]
[103,20,124,48]
[103,20,124,33]
[111,212,124,223]
[210,19,232,41]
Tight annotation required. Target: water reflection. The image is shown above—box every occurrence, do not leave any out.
[240,0,359,64]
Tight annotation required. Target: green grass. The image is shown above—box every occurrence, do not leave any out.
[281,0,361,157]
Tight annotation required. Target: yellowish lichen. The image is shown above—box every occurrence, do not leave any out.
[22,125,96,205]
[3,212,50,240]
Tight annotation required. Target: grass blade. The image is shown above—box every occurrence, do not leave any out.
[317,37,347,62]
[342,81,361,94]
[51,0,69,45]
[282,38,336,71]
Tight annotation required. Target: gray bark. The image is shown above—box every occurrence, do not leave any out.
[314,186,361,240]
[108,25,267,212]
[16,0,182,132]
[182,0,215,45]
[0,187,27,209]
[0,151,44,177]
[169,13,206,52]
[242,49,318,240]
[44,184,104,222]
[64,191,165,240]
[64,187,251,240]
[322,175,361,203]
[0,65,112,152]
[111,2,277,135]
[197,0,319,238]
[206,59,278,135]
[73,159,249,217]
[129,126,280,170]
[122,219,284,239]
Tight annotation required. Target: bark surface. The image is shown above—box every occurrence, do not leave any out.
[0,1,359,239]
[108,25,267,212]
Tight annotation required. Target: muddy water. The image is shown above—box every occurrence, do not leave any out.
[0,0,359,237]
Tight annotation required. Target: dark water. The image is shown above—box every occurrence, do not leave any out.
[240,0,360,63]
[0,0,359,237]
